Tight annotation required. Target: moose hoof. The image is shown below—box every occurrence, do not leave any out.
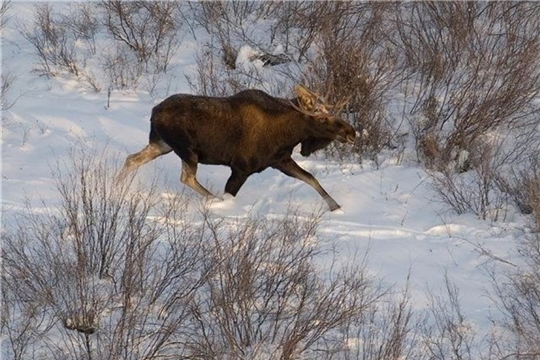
[327,199,341,212]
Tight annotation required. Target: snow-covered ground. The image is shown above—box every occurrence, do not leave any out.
[1,2,528,352]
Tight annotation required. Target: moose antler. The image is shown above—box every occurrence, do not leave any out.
[326,96,351,114]
[296,84,321,100]
[323,83,333,105]
[317,84,351,114]
[289,100,333,119]
[292,84,351,118]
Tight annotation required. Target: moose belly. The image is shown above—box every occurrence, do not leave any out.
[197,152,230,165]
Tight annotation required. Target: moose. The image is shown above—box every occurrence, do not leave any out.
[117,85,356,211]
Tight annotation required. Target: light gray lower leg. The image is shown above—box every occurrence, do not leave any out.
[117,143,170,182]
[275,160,341,211]
[180,160,216,198]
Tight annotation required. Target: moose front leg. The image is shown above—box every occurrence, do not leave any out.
[274,159,341,211]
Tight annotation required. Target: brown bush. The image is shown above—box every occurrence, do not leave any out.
[398,2,540,171]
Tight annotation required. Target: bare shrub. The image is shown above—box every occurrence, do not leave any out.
[186,2,294,98]
[1,279,55,360]
[59,3,100,55]
[19,1,185,92]
[410,3,540,219]
[100,0,182,73]
[1,69,18,111]
[186,38,289,98]
[487,153,540,359]
[185,209,381,359]
[190,1,241,70]
[191,2,287,70]
[1,148,208,359]
[342,280,426,360]
[398,2,540,171]
[430,138,512,221]
[496,155,540,231]
[490,232,540,359]
[102,43,145,91]
[18,3,102,91]
[0,0,11,32]
[269,2,321,63]
[186,44,221,96]
[19,3,81,76]
[99,1,186,93]
[421,273,475,360]
[187,42,248,97]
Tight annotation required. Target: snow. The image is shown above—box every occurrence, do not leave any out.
[1,2,527,354]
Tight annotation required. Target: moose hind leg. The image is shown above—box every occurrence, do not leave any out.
[117,141,171,182]
[274,159,341,211]
[180,160,216,198]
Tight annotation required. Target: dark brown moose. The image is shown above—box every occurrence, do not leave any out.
[117,85,356,211]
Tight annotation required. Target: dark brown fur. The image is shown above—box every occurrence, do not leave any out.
[118,87,356,211]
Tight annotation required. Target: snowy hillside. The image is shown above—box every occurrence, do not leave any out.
[2,2,538,359]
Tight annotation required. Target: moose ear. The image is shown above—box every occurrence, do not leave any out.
[294,84,317,111]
